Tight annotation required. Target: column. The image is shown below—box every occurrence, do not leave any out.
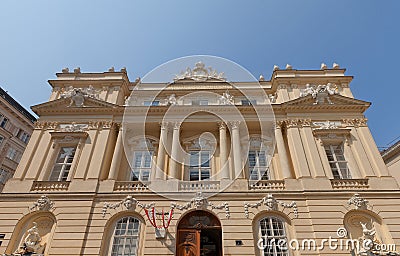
[285,120,311,178]
[154,122,168,180]
[168,122,181,179]
[230,121,243,178]
[108,125,123,180]
[219,122,229,179]
[274,122,292,179]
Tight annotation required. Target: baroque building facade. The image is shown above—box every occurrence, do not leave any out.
[0,63,399,256]
[0,87,36,191]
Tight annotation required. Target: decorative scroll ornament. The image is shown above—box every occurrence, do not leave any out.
[102,195,154,217]
[174,62,226,82]
[300,83,338,104]
[171,192,230,219]
[165,94,177,106]
[60,85,101,107]
[244,194,298,218]
[348,193,370,210]
[29,195,54,211]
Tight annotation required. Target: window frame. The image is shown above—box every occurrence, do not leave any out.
[49,145,78,181]
[130,150,153,181]
[108,216,141,256]
[258,216,290,256]
[324,143,351,179]
[188,150,211,181]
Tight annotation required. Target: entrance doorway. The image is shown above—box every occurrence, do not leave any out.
[176,210,222,256]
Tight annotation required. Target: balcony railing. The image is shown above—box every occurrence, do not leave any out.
[179,180,220,191]
[330,179,369,190]
[114,181,149,192]
[249,180,285,190]
[31,181,70,192]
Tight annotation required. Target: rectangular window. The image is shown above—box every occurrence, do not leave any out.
[189,151,211,181]
[19,131,30,144]
[143,100,160,106]
[49,146,77,181]
[6,147,17,161]
[324,144,351,179]
[192,99,208,106]
[130,151,152,181]
[241,99,257,106]
[0,136,3,146]
[0,117,8,129]
[0,168,11,185]
[249,150,269,180]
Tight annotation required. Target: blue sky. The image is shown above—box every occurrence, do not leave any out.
[0,1,399,148]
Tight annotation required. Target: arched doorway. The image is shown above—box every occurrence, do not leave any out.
[176,210,222,256]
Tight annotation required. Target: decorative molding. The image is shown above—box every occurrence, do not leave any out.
[312,121,342,129]
[171,192,230,219]
[244,194,298,218]
[228,120,241,129]
[174,62,226,82]
[56,123,89,132]
[102,195,154,217]
[284,119,311,128]
[342,118,368,127]
[348,193,371,210]
[29,195,54,212]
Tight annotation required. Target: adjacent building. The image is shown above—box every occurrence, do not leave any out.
[382,140,400,185]
[0,87,36,191]
[0,63,399,256]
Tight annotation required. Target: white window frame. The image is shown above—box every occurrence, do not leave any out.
[188,150,211,181]
[109,216,141,256]
[130,151,152,181]
[49,146,77,181]
[324,143,351,179]
[258,216,289,256]
[0,115,8,129]
[248,149,270,180]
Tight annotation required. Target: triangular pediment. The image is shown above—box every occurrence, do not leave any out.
[283,94,370,106]
[31,96,118,115]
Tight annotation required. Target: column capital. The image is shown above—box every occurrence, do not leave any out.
[228,121,241,129]
[217,121,227,130]
[172,121,182,129]
[159,121,169,130]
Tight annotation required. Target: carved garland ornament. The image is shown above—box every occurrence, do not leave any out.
[102,195,154,217]
[171,192,230,219]
[174,62,226,82]
[244,194,298,219]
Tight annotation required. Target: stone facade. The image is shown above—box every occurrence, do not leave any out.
[382,140,400,186]
[0,87,36,191]
[0,64,399,256]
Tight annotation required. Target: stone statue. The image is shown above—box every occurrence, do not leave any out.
[166,94,177,106]
[218,92,234,105]
[15,222,44,255]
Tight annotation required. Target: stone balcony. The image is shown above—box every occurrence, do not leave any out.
[31,181,70,192]
[178,180,220,191]
[249,180,285,191]
[113,181,149,192]
[330,179,369,190]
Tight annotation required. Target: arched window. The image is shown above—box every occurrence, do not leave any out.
[258,216,289,256]
[109,216,141,256]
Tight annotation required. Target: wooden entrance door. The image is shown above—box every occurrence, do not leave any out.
[176,211,222,256]
[177,229,200,256]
